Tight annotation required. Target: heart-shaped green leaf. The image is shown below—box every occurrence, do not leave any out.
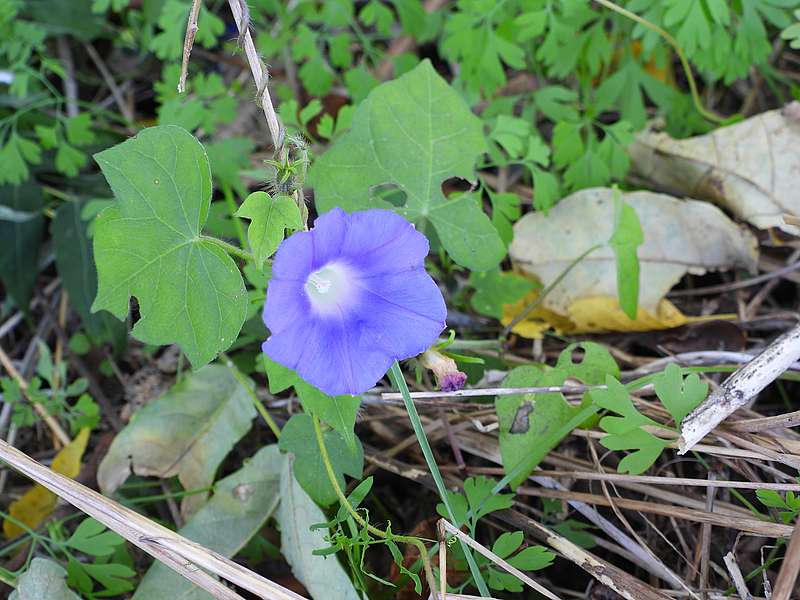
[310,59,505,271]
[92,125,247,366]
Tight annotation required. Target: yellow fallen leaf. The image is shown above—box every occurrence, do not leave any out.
[503,290,690,338]
[567,296,687,333]
[501,288,574,339]
[4,428,89,539]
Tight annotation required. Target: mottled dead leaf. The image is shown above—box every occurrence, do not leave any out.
[630,104,800,232]
[507,188,757,334]
[98,365,256,519]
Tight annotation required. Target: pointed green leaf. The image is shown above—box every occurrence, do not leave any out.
[609,196,644,320]
[263,355,301,393]
[279,414,363,507]
[92,125,247,367]
[0,182,44,309]
[497,367,580,487]
[310,60,504,270]
[52,200,126,346]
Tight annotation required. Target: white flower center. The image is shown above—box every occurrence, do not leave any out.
[304,263,352,313]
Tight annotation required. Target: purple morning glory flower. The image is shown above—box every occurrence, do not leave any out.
[262,207,447,396]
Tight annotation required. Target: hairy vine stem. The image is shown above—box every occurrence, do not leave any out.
[311,415,439,598]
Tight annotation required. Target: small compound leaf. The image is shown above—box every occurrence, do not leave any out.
[92,125,247,367]
[593,376,672,475]
[600,428,670,475]
[492,531,523,559]
[506,545,556,571]
[97,365,256,518]
[654,363,708,427]
[65,518,124,557]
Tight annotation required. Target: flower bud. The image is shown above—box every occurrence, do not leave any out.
[419,348,467,392]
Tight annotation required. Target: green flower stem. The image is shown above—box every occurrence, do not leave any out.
[311,415,438,595]
[593,0,724,124]
[222,355,281,440]
[201,235,254,264]
[389,361,491,598]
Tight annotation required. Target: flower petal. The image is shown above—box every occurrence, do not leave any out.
[263,316,391,396]
[352,269,446,359]
[271,229,313,281]
[310,207,347,269]
[341,209,429,275]
[263,207,447,396]
[262,278,309,336]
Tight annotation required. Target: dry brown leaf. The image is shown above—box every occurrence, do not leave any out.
[4,428,89,539]
[630,104,800,232]
[507,188,757,335]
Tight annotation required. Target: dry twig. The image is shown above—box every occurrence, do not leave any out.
[0,438,306,600]
[178,0,203,93]
[680,324,800,453]
[0,345,71,446]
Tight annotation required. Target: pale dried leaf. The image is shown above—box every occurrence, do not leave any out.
[9,558,80,600]
[509,188,758,315]
[132,445,283,600]
[630,104,800,232]
[276,456,361,600]
[98,365,256,518]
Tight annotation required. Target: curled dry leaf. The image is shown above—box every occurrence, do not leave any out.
[630,104,800,232]
[507,188,758,335]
